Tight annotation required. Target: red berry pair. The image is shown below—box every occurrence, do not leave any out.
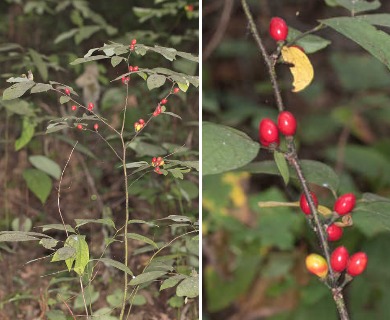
[88,102,94,111]
[153,105,162,117]
[330,246,367,276]
[128,65,139,72]
[121,76,130,84]
[152,157,164,175]
[258,111,297,147]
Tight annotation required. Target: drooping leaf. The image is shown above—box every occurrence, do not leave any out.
[31,83,53,93]
[322,17,390,70]
[29,155,61,179]
[70,55,109,65]
[40,224,75,233]
[15,117,35,151]
[51,246,76,262]
[129,271,167,286]
[110,56,123,67]
[3,81,35,100]
[0,233,38,242]
[176,275,199,298]
[160,275,187,291]
[281,46,314,92]
[74,218,115,229]
[127,233,158,249]
[147,73,166,90]
[93,258,134,276]
[39,238,58,249]
[54,28,78,44]
[28,49,48,81]
[203,122,260,175]
[242,160,339,193]
[274,151,289,185]
[22,169,52,204]
[59,96,71,104]
[287,27,331,54]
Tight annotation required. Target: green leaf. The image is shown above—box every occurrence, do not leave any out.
[0,99,34,116]
[147,73,166,90]
[31,83,53,93]
[54,28,78,44]
[176,275,199,298]
[321,17,390,70]
[242,160,340,193]
[125,161,149,169]
[111,56,123,67]
[71,235,89,275]
[22,169,52,204]
[29,155,61,179]
[202,122,260,175]
[15,117,35,151]
[46,310,67,320]
[93,258,134,276]
[51,247,76,262]
[40,224,75,233]
[287,27,331,54]
[127,233,158,249]
[28,49,48,81]
[176,50,199,63]
[353,199,390,237]
[127,139,166,157]
[74,218,115,229]
[167,160,199,171]
[129,271,167,286]
[70,55,109,65]
[331,0,380,14]
[75,25,101,44]
[3,81,35,100]
[39,238,58,249]
[160,275,187,291]
[177,81,189,92]
[0,232,38,242]
[274,151,289,185]
[357,14,390,28]
[59,95,71,104]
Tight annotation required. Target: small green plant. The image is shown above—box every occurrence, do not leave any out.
[1,38,199,319]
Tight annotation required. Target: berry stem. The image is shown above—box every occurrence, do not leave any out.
[240,1,350,318]
[240,0,284,112]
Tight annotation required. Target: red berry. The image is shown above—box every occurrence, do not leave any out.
[299,191,318,215]
[88,102,94,111]
[327,224,343,242]
[71,105,77,111]
[138,119,145,125]
[347,252,368,277]
[77,124,83,130]
[133,66,139,71]
[277,111,297,136]
[131,39,137,45]
[129,45,135,51]
[153,105,162,117]
[334,193,356,215]
[305,254,328,278]
[65,88,71,96]
[160,98,168,105]
[121,76,130,84]
[129,66,134,72]
[258,118,279,147]
[269,17,288,42]
[173,87,180,94]
[94,123,99,131]
[330,246,349,273]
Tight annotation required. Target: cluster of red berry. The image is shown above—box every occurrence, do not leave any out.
[129,38,137,51]
[151,156,165,175]
[152,87,180,117]
[134,119,145,132]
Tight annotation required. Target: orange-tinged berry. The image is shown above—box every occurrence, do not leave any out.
[306,254,328,278]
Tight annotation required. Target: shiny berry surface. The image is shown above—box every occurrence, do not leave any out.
[330,246,349,272]
[327,224,343,242]
[161,99,168,105]
[305,254,328,278]
[269,17,288,42]
[77,124,83,130]
[278,111,297,136]
[93,123,99,131]
[334,193,356,215]
[173,87,180,94]
[65,88,71,95]
[259,118,279,147]
[347,252,368,276]
[71,105,77,111]
[131,39,137,45]
[133,66,139,71]
[299,191,318,215]
[88,102,94,111]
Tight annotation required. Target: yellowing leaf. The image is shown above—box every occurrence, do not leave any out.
[281,46,314,92]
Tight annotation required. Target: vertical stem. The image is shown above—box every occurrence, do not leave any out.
[4,114,10,229]
[119,78,131,320]
[79,277,89,318]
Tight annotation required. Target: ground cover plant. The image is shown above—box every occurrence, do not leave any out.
[0,1,199,319]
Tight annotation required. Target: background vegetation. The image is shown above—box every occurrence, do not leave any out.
[203,1,390,319]
[0,1,199,319]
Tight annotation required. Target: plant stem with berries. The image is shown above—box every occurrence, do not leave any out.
[240,0,350,318]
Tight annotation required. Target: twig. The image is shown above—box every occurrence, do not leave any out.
[57,142,78,238]
[79,276,89,318]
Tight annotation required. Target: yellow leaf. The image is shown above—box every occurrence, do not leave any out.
[281,46,314,92]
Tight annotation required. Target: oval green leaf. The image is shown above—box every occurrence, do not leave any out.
[147,73,166,90]
[29,155,61,180]
[203,122,260,176]
[129,271,167,286]
[22,169,52,204]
